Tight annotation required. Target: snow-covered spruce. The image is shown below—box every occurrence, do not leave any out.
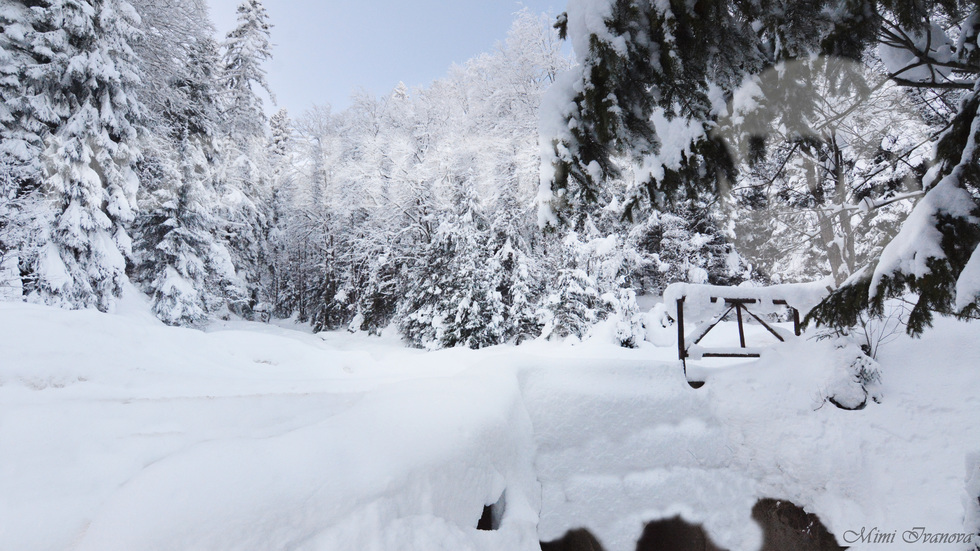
[1,0,144,311]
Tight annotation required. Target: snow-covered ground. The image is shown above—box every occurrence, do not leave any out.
[1,291,978,550]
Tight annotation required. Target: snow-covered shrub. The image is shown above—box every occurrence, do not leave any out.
[851,300,909,359]
[0,253,20,301]
[821,337,883,411]
[640,301,676,347]
[607,288,644,348]
[539,265,602,342]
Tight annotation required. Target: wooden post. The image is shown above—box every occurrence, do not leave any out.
[676,297,686,361]
[735,303,747,348]
[793,308,801,336]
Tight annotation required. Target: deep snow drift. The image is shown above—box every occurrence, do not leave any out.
[1,293,978,550]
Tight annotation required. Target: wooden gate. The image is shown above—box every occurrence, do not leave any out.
[664,282,831,388]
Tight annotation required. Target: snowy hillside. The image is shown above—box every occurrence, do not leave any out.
[2,294,978,551]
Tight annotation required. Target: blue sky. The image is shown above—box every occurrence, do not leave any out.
[207,0,565,117]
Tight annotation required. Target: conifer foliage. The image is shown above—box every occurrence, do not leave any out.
[221,0,275,143]
[0,0,283,323]
[216,0,276,316]
[1,0,144,310]
[542,0,980,335]
[131,33,240,326]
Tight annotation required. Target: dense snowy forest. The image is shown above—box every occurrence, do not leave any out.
[1,0,978,347]
[3,1,980,550]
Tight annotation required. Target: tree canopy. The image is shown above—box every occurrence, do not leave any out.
[539,0,980,335]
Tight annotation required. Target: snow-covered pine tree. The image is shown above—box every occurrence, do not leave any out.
[0,1,44,300]
[216,0,276,316]
[541,0,980,335]
[489,176,544,343]
[539,236,603,341]
[0,1,49,197]
[133,36,243,325]
[629,201,746,295]
[268,108,290,165]
[221,0,273,143]
[135,139,238,325]
[6,0,145,310]
[538,0,761,229]
[265,106,292,312]
[398,179,506,349]
[267,106,309,321]
[348,229,402,334]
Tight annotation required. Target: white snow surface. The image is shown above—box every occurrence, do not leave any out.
[956,244,980,312]
[563,0,617,65]
[878,23,954,83]
[1,292,979,550]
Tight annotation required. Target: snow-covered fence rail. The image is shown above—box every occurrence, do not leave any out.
[664,281,833,371]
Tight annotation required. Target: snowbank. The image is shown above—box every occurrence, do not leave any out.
[2,300,978,550]
[0,302,540,551]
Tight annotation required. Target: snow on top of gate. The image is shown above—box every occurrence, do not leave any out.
[664,279,834,323]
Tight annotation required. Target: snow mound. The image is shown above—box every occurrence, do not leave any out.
[2,302,978,550]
